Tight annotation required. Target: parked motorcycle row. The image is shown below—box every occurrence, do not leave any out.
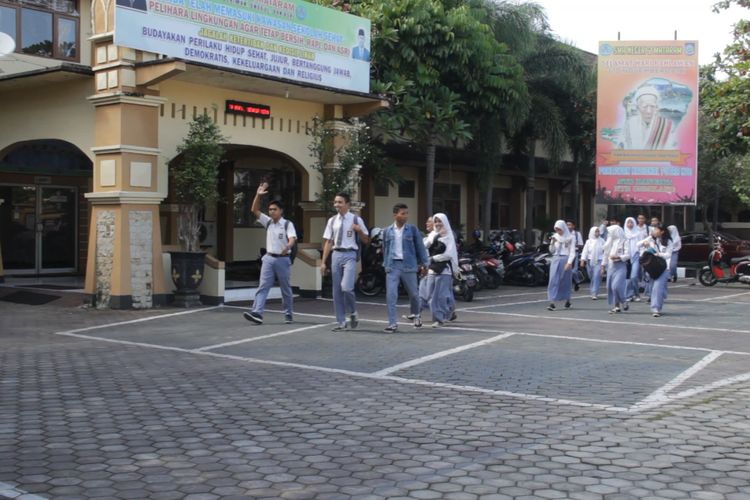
[356,228,554,302]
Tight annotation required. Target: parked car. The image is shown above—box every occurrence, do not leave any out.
[678,231,750,265]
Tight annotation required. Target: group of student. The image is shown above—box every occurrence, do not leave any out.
[243,183,459,332]
[547,214,682,317]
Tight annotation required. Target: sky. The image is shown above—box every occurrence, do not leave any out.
[531,0,744,65]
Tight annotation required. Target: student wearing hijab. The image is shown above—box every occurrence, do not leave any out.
[547,220,576,311]
[667,225,682,282]
[623,217,642,302]
[601,225,630,314]
[405,216,457,323]
[638,223,674,317]
[427,213,458,327]
[580,226,605,299]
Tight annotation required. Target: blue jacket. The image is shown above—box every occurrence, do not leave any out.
[382,223,429,273]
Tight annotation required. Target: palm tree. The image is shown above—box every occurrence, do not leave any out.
[509,35,590,244]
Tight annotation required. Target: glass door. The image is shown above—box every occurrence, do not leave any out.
[0,184,77,274]
[40,186,77,272]
[0,185,37,272]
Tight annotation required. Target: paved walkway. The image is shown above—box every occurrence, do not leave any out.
[1,280,749,499]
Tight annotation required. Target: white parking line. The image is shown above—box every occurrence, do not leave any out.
[0,481,48,500]
[54,306,222,335]
[372,332,517,376]
[458,309,750,335]
[631,371,750,413]
[631,351,724,411]
[380,375,629,412]
[195,322,338,352]
[694,291,750,302]
[46,299,750,415]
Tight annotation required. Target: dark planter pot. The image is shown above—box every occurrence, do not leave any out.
[170,251,206,307]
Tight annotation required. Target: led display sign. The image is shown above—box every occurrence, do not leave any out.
[225,100,271,118]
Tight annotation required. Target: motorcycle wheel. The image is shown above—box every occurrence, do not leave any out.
[462,285,474,302]
[698,267,717,287]
[487,273,502,289]
[357,272,383,296]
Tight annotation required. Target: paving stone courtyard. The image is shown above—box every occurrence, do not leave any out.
[1,280,749,499]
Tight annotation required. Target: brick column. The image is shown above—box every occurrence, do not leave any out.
[83,32,170,308]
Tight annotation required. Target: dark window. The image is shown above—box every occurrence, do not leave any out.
[374,177,389,197]
[0,0,79,61]
[232,166,297,227]
[398,180,415,198]
[433,183,460,227]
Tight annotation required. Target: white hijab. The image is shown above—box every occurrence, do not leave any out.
[605,225,626,258]
[432,212,458,271]
[624,217,639,240]
[552,219,572,243]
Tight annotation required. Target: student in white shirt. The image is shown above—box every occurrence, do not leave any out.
[320,192,370,331]
[547,220,576,311]
[243,182,297,325]
[624,217,642,302]
[638,223,674,317]
[602,225,631,314]
[427,212,458,327]
[580,226,605,299]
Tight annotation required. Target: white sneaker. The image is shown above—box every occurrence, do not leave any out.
[431,321,444,328]
[402,314,417,320]
[591,296,598,300]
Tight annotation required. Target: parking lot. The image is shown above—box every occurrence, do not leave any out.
[1,279,750,499]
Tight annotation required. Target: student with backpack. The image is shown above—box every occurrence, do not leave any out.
[244,182,297,325]
[320,192,370,331]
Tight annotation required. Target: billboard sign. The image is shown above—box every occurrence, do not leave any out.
[596,40,698,205]
[115,0,371,93]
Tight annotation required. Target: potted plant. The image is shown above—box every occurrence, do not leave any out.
[169,113,226,307]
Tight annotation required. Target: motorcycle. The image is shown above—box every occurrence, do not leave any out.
[356,227,385,296]
[453,258,476,301]
[698,236,750,286]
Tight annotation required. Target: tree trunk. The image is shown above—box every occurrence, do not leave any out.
[425,140,437,217]
[571,149,580,226]
[525,139,537,246]
[482,184,492,243]
[712,195,720,232]
[179,204,200,252]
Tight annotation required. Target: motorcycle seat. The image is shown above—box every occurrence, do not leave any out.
[730,256,750,264]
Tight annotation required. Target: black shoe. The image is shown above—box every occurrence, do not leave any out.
[449,311,458,322]
[350,313,359,329]
[413,316,423,328]
[243,312,263,324]
[574,283,580,292]
[285,314,293,324]
[547,303,556,311]
[564,301,571,309]
[383,325,398,333]
[623,303,629,311]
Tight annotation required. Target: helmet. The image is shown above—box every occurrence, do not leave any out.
[369,227,383,247]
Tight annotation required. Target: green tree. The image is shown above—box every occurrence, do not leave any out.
[357,0,526,216]
[472,0,545,241]
[699,1,750,220]
[508,35,591,242]
[172,113,226,252]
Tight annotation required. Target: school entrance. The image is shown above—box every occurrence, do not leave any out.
[0,140,92,276]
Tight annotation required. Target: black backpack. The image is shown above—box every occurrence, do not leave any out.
[266,219,298,264]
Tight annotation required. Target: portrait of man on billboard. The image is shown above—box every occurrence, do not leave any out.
[614,79,692,151]
[351,28,370,62]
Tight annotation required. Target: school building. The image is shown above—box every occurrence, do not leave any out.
[0,0,597,307]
